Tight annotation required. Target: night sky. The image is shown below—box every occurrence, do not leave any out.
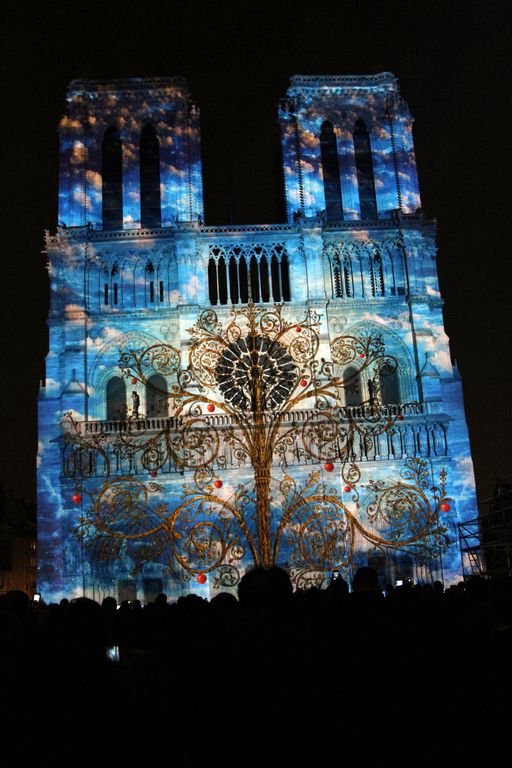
[1,0,510,509]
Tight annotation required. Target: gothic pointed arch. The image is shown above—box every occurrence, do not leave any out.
[369,250,385,297]
[140,125,162,228]
[325,243,355,299]
[332,253,343,298]
[208,243,290,305]
[379,363,400,405]
[106,375,126,419]
[208,257,219,305]
[344,365,361,406]
[346,320,417,405]
[146,374,168,417]
[382,238,407,296]
[353,119,377,220]
[102,127,123,229]
[111,262,120,306]
[146,259,156,304]
[320,121,343,221]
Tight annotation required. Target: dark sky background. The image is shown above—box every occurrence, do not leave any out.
[1,0,510,510]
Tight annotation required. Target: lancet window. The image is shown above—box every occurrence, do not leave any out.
[208,243,290,305]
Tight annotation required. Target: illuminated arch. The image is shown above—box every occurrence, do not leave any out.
[89,330,166,422]
[146,374,169,417]
[344,365,361,406]
[353,120,377,220]
[208,243,290,305]
[102,127,123,229]
[106,375,126,420]
[369,251,385,297]
[320,121,343,221]
[379,362,400,405]
[140,125,161,228]
[346,320,417,405]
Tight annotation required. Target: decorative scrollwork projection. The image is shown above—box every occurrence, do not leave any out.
[119,343,180,385]
[297,498,354,570]
[359,457,450,559]
[93,478,167,539]
[65,302,449,586]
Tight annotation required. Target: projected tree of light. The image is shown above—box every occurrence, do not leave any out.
[61,301,450,591]
[37,74,478,603]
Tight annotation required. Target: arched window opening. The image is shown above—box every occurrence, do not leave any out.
[146,374,168,417]
[280,252,291,302]
[380,363,400,405]
[208,246,290,305]
[344,365,361,406]
[239,258,249,304]
[146,261,155,305]
[217,256,228,304]
[320,121,343,222]
[159,280,164,302]
[370,253,385,297]
[140,125,161,228]
[249,256,260,302]
[102,127,123,229]
[229,257,239,304]
[104,283,109,305]
[111,264,119,305]
[332,257,343,298]
[353,120,377,220]
[106,376,127,420]
[259,256,270,303]
[208,258,218,304]
[271,255,281,301]
[344,257,353,298]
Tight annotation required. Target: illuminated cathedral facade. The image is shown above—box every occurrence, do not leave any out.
[37,74,477,603]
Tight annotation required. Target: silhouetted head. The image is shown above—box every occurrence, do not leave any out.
[238,566,293,615]
[352,566,380,593]
[154,593,168,607]
[101,596,117,614]
[3,590,31,622]
[210,591,239,619]
[326,573,349,597]
[63,597,107,663]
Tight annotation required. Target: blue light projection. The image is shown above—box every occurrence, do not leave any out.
[58,78,204,229]
[38,75,477,604]
[279,73,421,221]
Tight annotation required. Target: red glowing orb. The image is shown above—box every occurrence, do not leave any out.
[214,480,223,489]
[324,462,334,472]
[196,573,207,584]
[344,485,352,493]
[207,403,215,412]
[150,470,158,478]
[300,378,308,387]
[295,326,302,333]
[441,502,451,513]
[72,493,81,504]
[131,377,137,385]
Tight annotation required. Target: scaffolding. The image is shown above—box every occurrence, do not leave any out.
[458,478,512,580]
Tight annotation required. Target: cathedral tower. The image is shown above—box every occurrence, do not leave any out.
[37,74,477,603]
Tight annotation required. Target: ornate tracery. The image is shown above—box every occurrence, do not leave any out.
[62,301,450,589]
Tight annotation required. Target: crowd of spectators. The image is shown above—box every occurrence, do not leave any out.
[1,568,510,762]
